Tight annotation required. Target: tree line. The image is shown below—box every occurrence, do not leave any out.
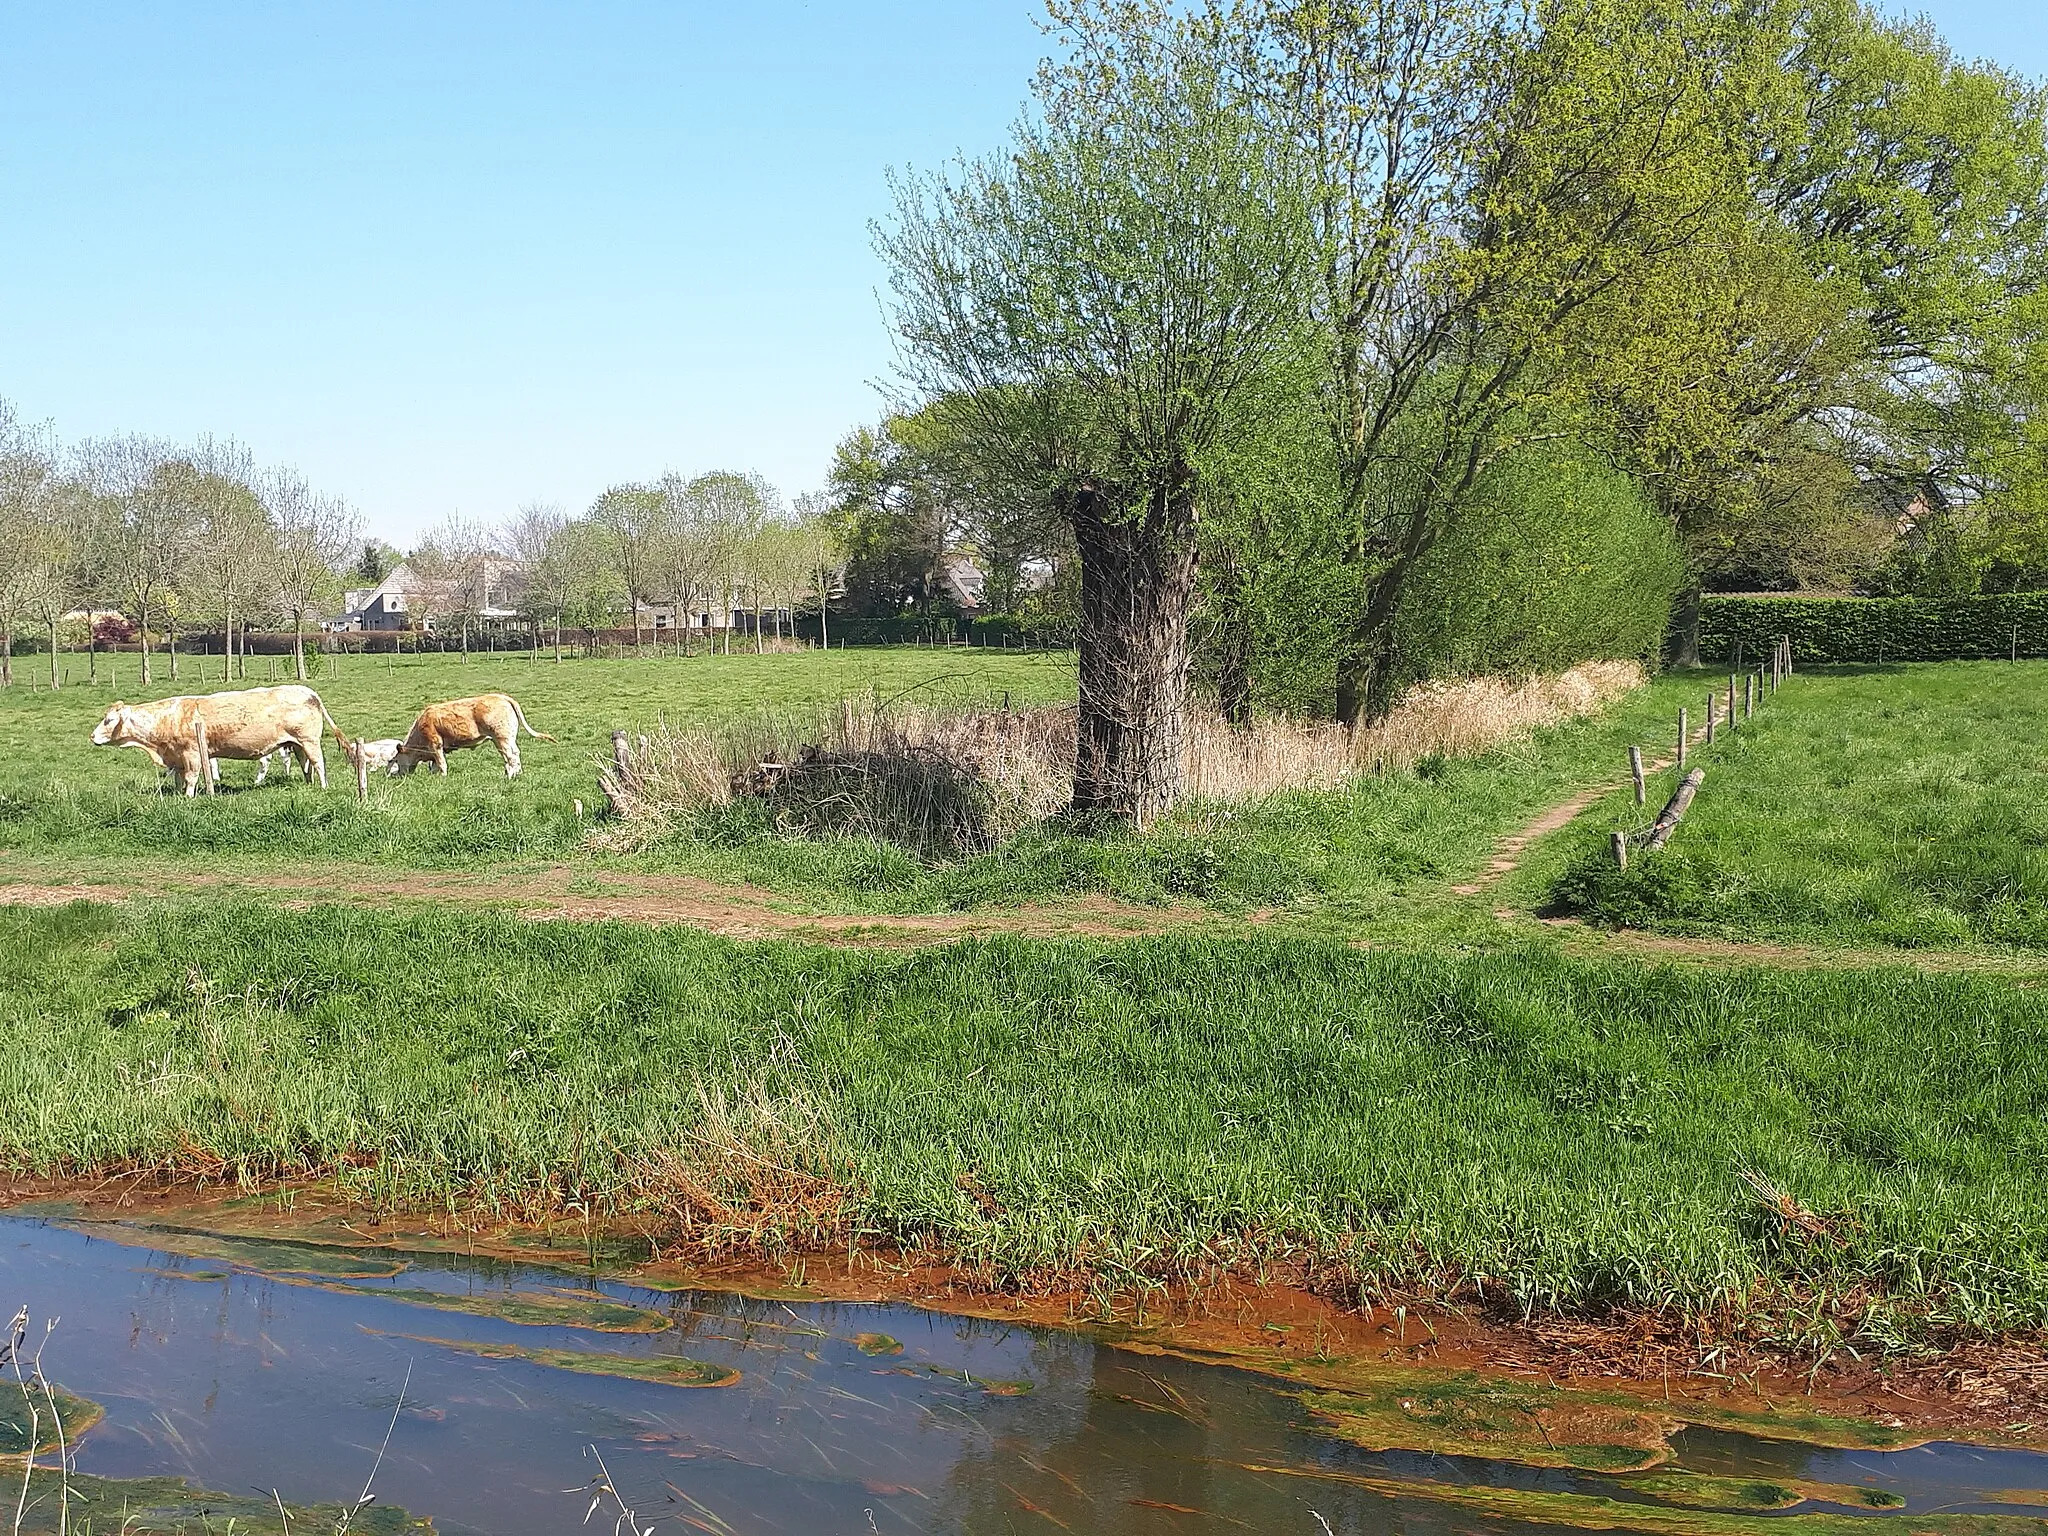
[0,400,852,682]
[401,472,845,660]
[0,402,358,687]
[872,0,2048,823]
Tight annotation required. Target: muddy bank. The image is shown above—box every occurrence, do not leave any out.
[9,1175,2045,1457]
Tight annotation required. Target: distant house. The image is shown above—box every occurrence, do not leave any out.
[940,553,986,614]
[332,559,521,634]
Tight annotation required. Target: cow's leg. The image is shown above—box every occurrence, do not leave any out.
[305,738,328,790]
[500,734,521,778]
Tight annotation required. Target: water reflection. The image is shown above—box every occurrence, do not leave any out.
[1,1215,2043,1534]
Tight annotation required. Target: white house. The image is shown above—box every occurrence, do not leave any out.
[333,560,521,634]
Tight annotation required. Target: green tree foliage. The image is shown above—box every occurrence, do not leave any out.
[880,16,1321,821]
[827,422,952,618]
[1589,0,2048,651]
[1393,446,1684,681]
[1199,441,1682,716]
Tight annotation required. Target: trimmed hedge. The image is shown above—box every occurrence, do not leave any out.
[793,614,1076,648]
[1702,593,2048,664]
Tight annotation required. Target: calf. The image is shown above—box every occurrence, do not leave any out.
[391,694,553,779]
[92,685,351,795]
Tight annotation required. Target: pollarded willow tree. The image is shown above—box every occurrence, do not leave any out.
[879,21,1321,824]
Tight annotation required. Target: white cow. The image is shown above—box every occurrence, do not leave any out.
[91,685,351,795]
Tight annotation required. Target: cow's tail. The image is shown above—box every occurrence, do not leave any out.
[312,693,353,751]
[510,697,555,742]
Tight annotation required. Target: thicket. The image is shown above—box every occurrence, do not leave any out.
[1701,592,2048,663]
[1204,442,1683,717]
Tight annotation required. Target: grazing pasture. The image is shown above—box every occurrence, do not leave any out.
[0,646,1713,920]
[1551,662,2048,953]
[0,648,1078,871]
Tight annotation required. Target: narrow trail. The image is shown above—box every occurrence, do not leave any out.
[0,861,1218,945]
[1447,718,1710,896]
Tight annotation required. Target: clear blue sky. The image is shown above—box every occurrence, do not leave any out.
[0,3,2038,546]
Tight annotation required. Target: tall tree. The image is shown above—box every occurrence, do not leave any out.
[180,445,273,683]
[689,471,775,655]
[413,514,493,657]
[1220,0,1797,719]
[826,423,953,617]
[0,406,60,687]
[79,437,187,685]
[652,473,715,654]
[267,469,358,680]
[588,483,667,651]
[793,491,847,648]
[881,21,1320,822]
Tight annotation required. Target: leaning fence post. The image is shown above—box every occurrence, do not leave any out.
[1705,692,1716,745]
[1678,707,1688,767]
[195,719,214,796]
[1645,767,1706,852]
[1611,830,1629,871]
[1629,746,1645,806]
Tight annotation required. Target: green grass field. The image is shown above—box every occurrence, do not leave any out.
[0,647,1078,872]
[0,646,1715,924]
[6,897,2045,1345]
[1550,662,2048,953]
[11,655,2048,1349]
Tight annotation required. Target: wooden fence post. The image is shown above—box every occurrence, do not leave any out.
[352,740,369,804]
[1728,674,1738,729]
[1745,673,1755,721]
[1629,746,1645,806]
[1611,830,1629,871]
[1705,693,1716,745]
[1678,707,1688,767]
[1645,767,1705,851]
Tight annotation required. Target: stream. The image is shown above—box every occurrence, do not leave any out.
[2,1212,2046,1534]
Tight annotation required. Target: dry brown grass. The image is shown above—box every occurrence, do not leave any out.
[624,1080,860,1262]
[595,661,1645,855]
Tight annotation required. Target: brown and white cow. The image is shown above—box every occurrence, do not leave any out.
[390,693,553,779]
[91,685,351,795]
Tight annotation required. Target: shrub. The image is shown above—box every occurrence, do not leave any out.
[1215,440,1681,716]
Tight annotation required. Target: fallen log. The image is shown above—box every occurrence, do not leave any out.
[1644,767,1705,852]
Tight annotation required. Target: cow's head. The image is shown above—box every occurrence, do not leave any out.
[387,748,424,777]
[90,704,133,746]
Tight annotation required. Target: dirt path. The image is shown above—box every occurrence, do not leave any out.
[1448,718,1717,897]
[0,860,1219,945]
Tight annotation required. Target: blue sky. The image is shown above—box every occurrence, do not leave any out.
[0,3,2038,544]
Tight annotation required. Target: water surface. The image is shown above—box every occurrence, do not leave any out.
[5,1215,2045,1534]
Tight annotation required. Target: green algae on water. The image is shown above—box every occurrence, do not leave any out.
[14,1472,430,1534]
[854,1332,904,1355]
[293,1277,668,1332]
[1242,1461,2043,1535]
[0,1386,102,1456]
[394,1332,740,1387]
[67,1222,408,1279]
[1624,1473,1907,1512]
